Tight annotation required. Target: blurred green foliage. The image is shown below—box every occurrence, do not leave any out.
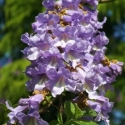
[0,59,30,124]
[0,0,125,124]
[0,0,44,59]
[98,0,125,23]
[0,59,30,103]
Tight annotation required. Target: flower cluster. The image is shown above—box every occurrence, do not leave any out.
[6,94,48,125]
[6,0,123,125]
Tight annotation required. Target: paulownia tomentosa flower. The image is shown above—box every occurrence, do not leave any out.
[6,0,124,125]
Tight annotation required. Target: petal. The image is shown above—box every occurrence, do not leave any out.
[87,100,101,112]
[30,94,43,103]
[46,76,66,97]
[27,47,40,60]
[21,111,49,125]
[21,33,29,44]
[52,86,65,97]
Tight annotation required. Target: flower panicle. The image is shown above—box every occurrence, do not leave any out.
[6,0,124,125]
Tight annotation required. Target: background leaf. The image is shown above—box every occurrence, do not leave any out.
[0,103,8,111]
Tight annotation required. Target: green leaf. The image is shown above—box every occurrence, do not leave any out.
[64,119,73,125]
[57,112,63,124]
[49,120,58,125]
[64,101,75,119]
[73,121,98,125]
[0,103,8,111]
[74,103,86,119]
[85,109,97,117]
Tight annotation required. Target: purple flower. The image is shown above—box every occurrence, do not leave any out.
[87,91,113,125]
[6,101,28,124]
[77,24,94,39]
[18,94,43,110]
[20,0,124,124]
[62,0,81,9]
[84,67,106,91]
[21,0,124,99]
[6,94,46,125]
[109,61,124,75]
[42,0,55,10]
[26,74,46,91]
[92,32,109,49]
[46,67,76,97]
[53,26,77,42]
[35,13,59,27]
[20,111,49,125]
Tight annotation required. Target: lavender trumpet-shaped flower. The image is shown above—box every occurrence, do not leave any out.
[6,0,124,125]
[6,94,48,125]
